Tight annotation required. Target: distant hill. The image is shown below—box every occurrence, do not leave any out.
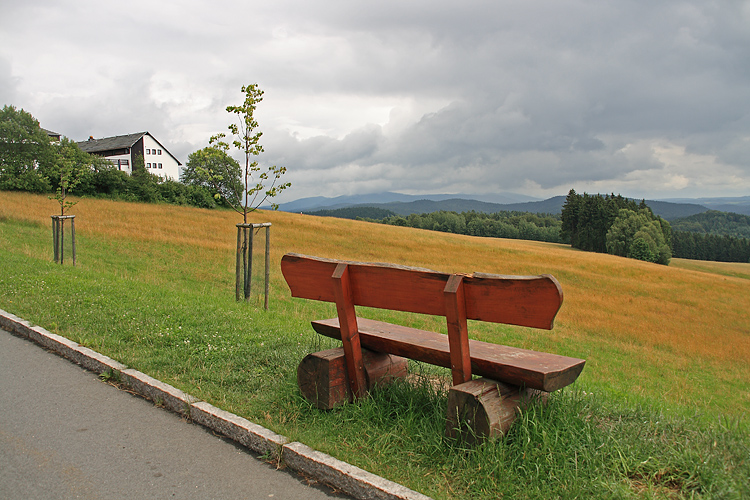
[641,201,708,220]
[276,191,539,213]
[359,196,566,216]
[296,196,710,220]
[277,191,750,220]
[660,196,750,216]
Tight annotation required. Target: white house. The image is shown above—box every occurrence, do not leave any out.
[78,132,182,181]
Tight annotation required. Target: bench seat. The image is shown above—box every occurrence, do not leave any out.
[312,317,585,392]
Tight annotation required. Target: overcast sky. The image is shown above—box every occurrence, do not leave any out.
[2,0,749,202]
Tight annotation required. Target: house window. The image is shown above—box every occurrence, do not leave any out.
[158,149,162,155]
[147,163,151,168]
[146,149,151,154]
[158,163,163,169]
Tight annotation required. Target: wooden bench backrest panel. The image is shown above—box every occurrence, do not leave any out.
[281,253,563,330]
[283,253,566,392]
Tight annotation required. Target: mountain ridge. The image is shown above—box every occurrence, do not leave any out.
[274,191,539,212]
[273,192,750,219]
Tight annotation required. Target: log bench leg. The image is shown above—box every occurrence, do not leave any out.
[297,348,409,409]
[445,378,548,445]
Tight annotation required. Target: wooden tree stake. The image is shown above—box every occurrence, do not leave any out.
[235,223,271,308]
[51,215,76,266]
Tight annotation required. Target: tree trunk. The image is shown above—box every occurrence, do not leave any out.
[297,347,408,409]
[445,378,548,444]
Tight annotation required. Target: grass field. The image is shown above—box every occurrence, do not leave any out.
[1,190,748,499]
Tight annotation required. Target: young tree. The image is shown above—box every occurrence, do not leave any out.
[49,138,86,215]
[46,137,98,266]
[208,83,290,222]
[203,83,291,302]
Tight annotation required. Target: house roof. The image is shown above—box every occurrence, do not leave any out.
[77,132,182,165]
[78,132,148,153]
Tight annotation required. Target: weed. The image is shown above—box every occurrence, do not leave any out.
[99,369,121,384]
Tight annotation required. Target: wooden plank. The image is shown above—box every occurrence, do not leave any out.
[281,253,563,330]
[311,318,585,392]
[464,272,563,330]
[331,263,367,399]
[443,274,472,385]
[282,253,447,315]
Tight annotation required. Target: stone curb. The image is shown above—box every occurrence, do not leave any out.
[283,442,432,500]
[0,309,432,500]
[190,401,289,460]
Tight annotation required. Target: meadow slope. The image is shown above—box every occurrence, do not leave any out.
[1,191,748,498]
[2,191,747,414]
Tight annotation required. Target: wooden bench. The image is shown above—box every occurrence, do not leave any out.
[281,253,585,442]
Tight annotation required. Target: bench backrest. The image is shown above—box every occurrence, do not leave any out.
[281,253,563,330]
[282,253,564,396]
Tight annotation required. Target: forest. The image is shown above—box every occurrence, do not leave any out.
[560,190,673,264]
[379,210,563,243]
[671,210,750,239]
[672,231,750,262]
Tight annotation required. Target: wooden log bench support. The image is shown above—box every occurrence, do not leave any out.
[281,253,585,442]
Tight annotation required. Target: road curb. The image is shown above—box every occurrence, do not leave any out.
[0,309,432,500]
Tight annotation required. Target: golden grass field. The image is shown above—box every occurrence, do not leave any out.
[2,191,749,415]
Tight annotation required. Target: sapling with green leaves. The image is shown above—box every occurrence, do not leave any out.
[187,83,290,301]
[207,83,290,222]
[50,138,82,216]
[48,137,90,265]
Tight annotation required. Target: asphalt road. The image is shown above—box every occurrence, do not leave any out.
[0,327,346,500]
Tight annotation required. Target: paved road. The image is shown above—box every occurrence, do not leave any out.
[0,328,346,500]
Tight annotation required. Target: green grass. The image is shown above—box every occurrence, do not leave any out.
[0,202,748,499]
